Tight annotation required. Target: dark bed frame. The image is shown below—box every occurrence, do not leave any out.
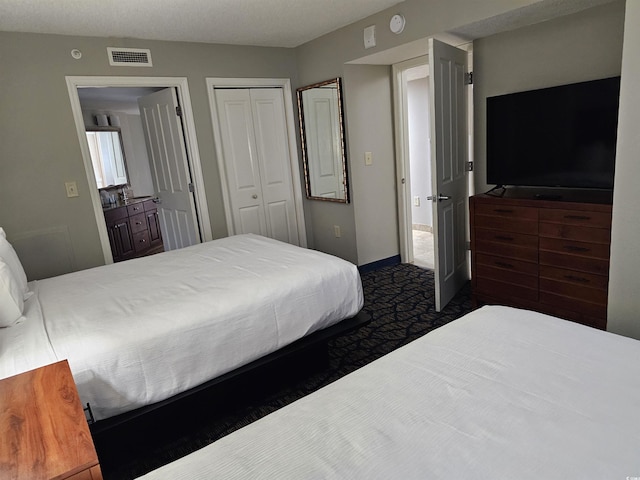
[89,310,371,435]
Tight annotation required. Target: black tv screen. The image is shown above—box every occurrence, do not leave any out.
[486,76,620,190]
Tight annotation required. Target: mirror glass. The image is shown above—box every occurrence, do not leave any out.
[86,128,128,189]
[297,78,348,203]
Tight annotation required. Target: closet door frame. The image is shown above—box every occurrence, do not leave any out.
[207,77,307,247]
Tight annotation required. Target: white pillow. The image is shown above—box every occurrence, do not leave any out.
[0,259,24,327]
[0,227,29,298]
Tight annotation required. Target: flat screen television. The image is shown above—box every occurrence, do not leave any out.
[486,76,620,190]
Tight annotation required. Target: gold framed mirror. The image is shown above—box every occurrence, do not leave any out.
[297,78,349,203]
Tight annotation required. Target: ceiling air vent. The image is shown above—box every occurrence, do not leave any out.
[107,47,153,67]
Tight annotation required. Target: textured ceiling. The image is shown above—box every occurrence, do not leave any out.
[0,0,403,48]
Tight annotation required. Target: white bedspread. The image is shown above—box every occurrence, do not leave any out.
[0,234,363,421]
[138,305,640,480]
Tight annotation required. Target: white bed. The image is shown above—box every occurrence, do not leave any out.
[0,234,363,422]
[138,305,640,480]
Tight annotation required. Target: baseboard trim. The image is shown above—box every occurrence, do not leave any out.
[358,255,401,274]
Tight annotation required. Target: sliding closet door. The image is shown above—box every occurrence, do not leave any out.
[215,88,300,245]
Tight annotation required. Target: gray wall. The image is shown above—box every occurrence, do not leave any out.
[608,0,640,340]
[473,1,625,194]
[295,0,625,267]
[0,32,299,278]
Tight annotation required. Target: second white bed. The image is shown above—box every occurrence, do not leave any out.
[138,305,640,479]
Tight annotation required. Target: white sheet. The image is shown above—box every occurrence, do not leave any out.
[0,234,363,421]
[138,305,640,479]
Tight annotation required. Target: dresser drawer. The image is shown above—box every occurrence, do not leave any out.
[539,277,608,305]
[476,277,538,302]
[475,238,537,262]
[474,216,538,235]
[539,251,609,276]
[539,265,608,291]
[476,252,538,276]
[474,229,538,248]
[475,264,538,289]
[475,203,538,221]
[133,230,150,253]
[539,237,610,259]
[539,208,611,228]
[539,291,607,319]
[539,222,611,244]
[129,213,147,234]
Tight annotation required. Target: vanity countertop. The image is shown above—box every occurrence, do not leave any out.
[102,196,153,211]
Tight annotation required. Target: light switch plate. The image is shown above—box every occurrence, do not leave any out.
[65,181,79,198]
[365,152,373,166]
[364,25,376,49]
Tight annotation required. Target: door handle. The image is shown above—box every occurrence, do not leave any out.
[427,194,451,202]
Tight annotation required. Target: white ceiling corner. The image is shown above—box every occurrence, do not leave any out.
[0,0,404,48]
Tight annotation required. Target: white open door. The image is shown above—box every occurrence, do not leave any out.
[429,38,470,311]
[138,88,201,250]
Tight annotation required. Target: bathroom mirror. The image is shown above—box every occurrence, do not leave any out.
[86,127,128,189]
[297,78,349,203]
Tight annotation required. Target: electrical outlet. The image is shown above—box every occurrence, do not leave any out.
[65,181,79,198]
[334,225,341,238]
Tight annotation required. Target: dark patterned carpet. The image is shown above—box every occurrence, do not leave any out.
[95,263,473,479]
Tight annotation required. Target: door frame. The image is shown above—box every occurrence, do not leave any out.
[206,77,307,247]
[392,55,430,265]
[66,76,213,264]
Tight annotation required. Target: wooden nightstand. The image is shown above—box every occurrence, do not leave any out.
[0,360,103,479]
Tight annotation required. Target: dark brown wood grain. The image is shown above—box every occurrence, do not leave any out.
[470,192,612,329]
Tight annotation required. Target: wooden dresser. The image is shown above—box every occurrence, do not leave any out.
[470,191,612,329]
[0,361,103,479]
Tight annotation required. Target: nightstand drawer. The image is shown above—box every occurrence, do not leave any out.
[539,208,611,228]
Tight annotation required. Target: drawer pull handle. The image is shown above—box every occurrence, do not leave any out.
[139,239,146,243]
[493,209,514,214]
[495,261,514,269]
[495,235,514,241]
[564,214,591,220]
[564,274,589,284]
[564,245,590,253]
[136,221,142,225]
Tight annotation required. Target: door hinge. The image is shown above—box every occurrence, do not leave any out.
[176,105,183,117]
[466,240,471,251]
[188,183,195,193]
[465,72,473,85]
[465,161,474,172]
